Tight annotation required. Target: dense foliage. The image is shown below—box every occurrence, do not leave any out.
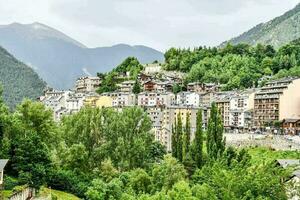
[97,57,144,93]
[164,42,300,90]
[0,46,46,109]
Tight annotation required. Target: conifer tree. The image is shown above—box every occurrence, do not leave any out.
[207,102,225,160]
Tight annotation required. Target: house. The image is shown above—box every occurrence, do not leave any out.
[187,82,204,93]
[276,159,300,200]
[187,82,220,93]
[155,81,173,93]
[143,80,156,92]
[0,159,8,186]
[138,73,153,83]
[144,63,162,74]
[75,76,101,93]
[282,119,300,135]
[254,77,300,128]
[118,80,135,93]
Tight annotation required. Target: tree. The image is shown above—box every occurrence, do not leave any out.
[184,113,191,155]
[176,113,183,162]
[151,155,187,192]
[171,123,177,157]
[0,85,10,158]
[14,99,58,146]
[167,181,195,200]
[207,103,225,159]
[12,131,51,190]
[193,109,203,167]
[172,84,182,94]
[133,79,141,94]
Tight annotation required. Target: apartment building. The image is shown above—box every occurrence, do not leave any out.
[75,76,101,93]
[176,92,200,107]
[138,92,175,107]
[216,96,231,128]
[229,89,256,129]
[118,80,135,93]
[254,77,300,128]
[102,92,136,107]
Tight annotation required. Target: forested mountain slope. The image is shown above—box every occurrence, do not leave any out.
[0,46,46,108]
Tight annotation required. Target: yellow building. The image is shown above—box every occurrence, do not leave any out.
[84,96,113,108]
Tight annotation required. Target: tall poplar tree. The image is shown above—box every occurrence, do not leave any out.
[171,123,177,157]
[184,113,191,154]
[176,112,183,162]
[193,109,203,167]
[207,102,225,159]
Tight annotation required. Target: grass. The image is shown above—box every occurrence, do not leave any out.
[248,147,300,164]
[2,190,12,199]
[37,187,80,200]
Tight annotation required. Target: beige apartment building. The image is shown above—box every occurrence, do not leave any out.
[75,76,101,93]
[254,77,300,128]
[216,96,231,128]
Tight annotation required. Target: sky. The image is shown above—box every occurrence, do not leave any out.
[0,0,299,51]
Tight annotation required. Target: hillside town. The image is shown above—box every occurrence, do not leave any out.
[39,64,300,151]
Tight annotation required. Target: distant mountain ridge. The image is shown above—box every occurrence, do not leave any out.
[222,3,300,48]
[0,22,164,89]
[0,46,46,108]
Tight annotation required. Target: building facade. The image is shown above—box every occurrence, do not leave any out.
[254,77,300,128]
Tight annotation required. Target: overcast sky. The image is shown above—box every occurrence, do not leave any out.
[0,0,299,51]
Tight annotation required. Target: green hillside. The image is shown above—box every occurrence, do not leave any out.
[0,46,46,108]
[223,3,300,48]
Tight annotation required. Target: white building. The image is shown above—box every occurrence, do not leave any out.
[138,92,175,107]
[65,93,86,113]
[144,63,162,74]
[228,89,256,129]
[176,92,200,107]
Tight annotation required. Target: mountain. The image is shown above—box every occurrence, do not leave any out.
[222,3,300,48]
[0,22,164,89]
[0,46,46,108]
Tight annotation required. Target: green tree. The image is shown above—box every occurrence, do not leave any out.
[151,155,187,192]
[193,109,203,167]
[207,103,225,159]
[184,113,191,154]
[176,113,183,162]
[12,131,51,190]
[133,79,142,94]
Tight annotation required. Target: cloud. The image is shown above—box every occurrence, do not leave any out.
[0,0,298,51]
